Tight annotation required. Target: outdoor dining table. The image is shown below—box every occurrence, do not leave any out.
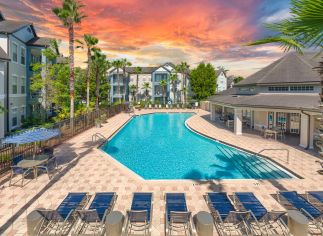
[264,128,284,140]
[17,154,49,179]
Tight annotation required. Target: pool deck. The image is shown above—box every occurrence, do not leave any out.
[0,109,322,235]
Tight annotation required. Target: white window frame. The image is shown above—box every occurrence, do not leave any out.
[12,74,18,94]
[20,106,26,124]
[12,42,18,63]
[11,106,18,128]
[21,46,26,65]
[20,77,26,94]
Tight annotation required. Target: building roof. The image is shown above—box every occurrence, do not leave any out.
[125,67,159,74]
[236,52,321,86]
[27,37,52,47]
[209,93,320,111]
[0,19,31,34]
[0,46,9,61]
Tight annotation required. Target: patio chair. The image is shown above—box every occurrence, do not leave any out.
[233,192,289,236]
[124,192,153,236]
[35,192,90,235]
[36,156,58,179]
[74,192,117,235]
[316,160,323,174]
[165,193,195,236]
[9,154,32,187]
[205,192,252,236]
[277,191,323,234]
[42,146,54,158]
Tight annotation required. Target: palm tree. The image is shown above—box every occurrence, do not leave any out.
[91,50,107,110]
[169,72,178,103]
[129,84,137,103]
[142,82,151,102]
[159,79,168,105]
[75,34,98,112]
[112,59,123,102]
[52,0,86,129]
[121,58,132,101]
[134,66,142,102]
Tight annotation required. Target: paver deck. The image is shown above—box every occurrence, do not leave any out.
[0,109,322,235]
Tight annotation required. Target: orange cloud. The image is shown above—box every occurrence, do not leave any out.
[1,0,286,76]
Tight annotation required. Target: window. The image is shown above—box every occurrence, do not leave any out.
[20,107,25,123]
[290,85,314,91]
[21,77,25,94]
[268,86,289,91]
[12,117,17,127]
[21,47,26,65]
[12,43,18,62]
[12,75,18,94]
[154,74,168,83]
[11,108,17,127]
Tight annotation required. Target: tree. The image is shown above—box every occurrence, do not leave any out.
[234,76,244,84]
[76,34,98,112]
[142,82,151,102]
[169,72,178,103]
[159,79,168,105]
[121,58,132,101]
[129,84,137,103]
[112,59,123,102]
[30,40,60,122]
[52,0,86,128]
[134,66,142,102]
[190,62,216,101]
[176,62,190,104]
[91,50,108,110]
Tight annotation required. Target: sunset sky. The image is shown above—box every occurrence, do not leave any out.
[1,0,291,77]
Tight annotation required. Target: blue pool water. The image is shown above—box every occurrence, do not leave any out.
[101,113,293,180]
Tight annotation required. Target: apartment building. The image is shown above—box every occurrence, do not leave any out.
[0,12,52,137]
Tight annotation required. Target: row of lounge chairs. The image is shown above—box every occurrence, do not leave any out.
[33,191,322,236]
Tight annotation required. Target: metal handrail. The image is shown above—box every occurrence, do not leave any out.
[92,132,106,143]
[257,148,290,164]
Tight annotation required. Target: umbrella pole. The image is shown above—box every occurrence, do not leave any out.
[33,142,36,159]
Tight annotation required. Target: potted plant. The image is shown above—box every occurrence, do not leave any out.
[100,114,107,123]
[95,118,101,128]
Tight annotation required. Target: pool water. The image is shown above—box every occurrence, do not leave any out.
[101,113,293,180]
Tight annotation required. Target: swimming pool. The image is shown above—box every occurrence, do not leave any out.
[101,113,294,180]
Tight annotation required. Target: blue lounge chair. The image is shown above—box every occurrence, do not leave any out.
[125,192,153,236]
[277,191,322,234]
[205,192,251,236]
[165,193,194,236]
[75,192,116,235]
[307,191,323,203]
[36,192,89,235]
[233,192,289,236]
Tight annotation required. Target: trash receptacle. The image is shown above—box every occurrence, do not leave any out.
[105,211,124,236]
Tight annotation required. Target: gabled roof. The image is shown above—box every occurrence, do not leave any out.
[236,52,321,86]
[0,19,32,34]
[0,46,9,61]
[27,37,53,47]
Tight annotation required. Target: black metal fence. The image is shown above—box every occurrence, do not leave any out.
[0,104,128,175]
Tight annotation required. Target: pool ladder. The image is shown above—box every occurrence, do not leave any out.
[92,132,106,144]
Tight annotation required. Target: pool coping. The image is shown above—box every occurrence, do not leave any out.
[98,111,302,181]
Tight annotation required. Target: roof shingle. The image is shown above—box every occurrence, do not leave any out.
[236,52,321,86]
[0,19,30,34]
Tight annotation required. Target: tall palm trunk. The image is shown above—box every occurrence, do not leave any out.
[117,68,120,102]
[123,68,126,101]
[172,80,176,103]
[95,65,100,110]
[68,23,75,131]
[136,74,139,102]
[86,48,91,111]
[183,74,187,104]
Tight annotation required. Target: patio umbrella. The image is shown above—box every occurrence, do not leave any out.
[2,128,61,157]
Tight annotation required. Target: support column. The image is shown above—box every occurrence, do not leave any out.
[234,108,242,135]
[309,115,315,149]
[300,113,309,148]
[210,104,215,121]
